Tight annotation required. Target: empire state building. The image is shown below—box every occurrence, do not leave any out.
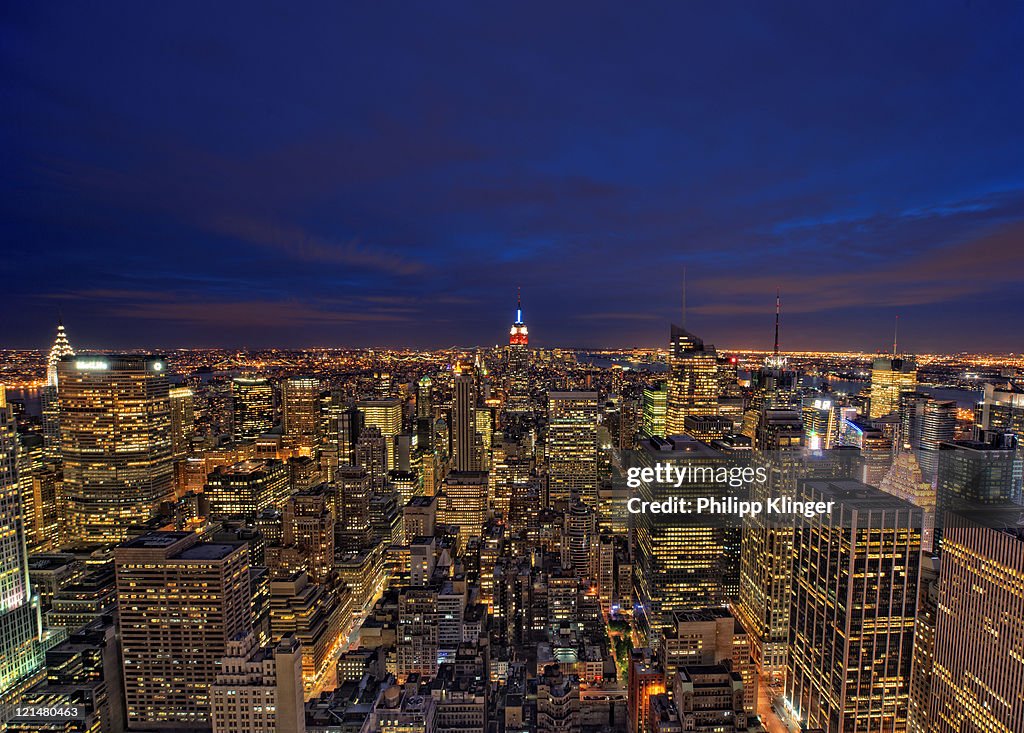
[505,291,531,413]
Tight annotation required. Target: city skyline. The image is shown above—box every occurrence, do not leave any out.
[6,294,1024,356]
[3,5,1024,731]
[4,4,1024,351]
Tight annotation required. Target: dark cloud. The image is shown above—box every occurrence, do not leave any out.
[2,2,1023,351]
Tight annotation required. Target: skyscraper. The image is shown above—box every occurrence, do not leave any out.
[439,470,489,549]
[355,426,388,491]
[321,402,361,480]
[0,386,51,705]
[336,465,373,551]
[453,370,480,472]
[641,384,668,438]
[358,396,402,471]
[415,375,434,449]
[934,437,1018,549]
[169,385,195,459]
[869,355,917,419]
[975,381,1024,497]
[282,377,322,457]
[272,484,335,582]
[786,480,921,732]
[232,377,275,439]
[115,531,253,729]
[633,435,735,634]
[929,509,1024,731]
[879,450,937,553]
[900,393,956,481]
[42,321,75,460]
[57,355,173,545]
[505,290,531,413]
[545,391,598,507]
[665,325,718,436]
[205,458,291,519]
[564,498,597,580]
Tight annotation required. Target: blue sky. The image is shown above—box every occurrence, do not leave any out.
[3,2,1023,351]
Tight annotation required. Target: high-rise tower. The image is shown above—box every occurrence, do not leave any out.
[0,387,52,705]
[46,321,75,387]
[42,321,75,459]
[115,531,253,729]
[870,323,917,418]
[665,274,719,435]
[546,392,599,508]
[232,377,274,439]
[786,480,921,731]
[665,324,719,436]
[506,290,531,413]
[57,355,174,545]
[282,377,322,457]
[453,368,480,471]
[929,509,1024,731]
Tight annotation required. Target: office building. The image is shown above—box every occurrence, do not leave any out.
[358,397,402,471]
[666,325,718,436]
[672,665,757,732]
[659,608,757,714]
[332,465,370,552]
[6,616,124,733]
[641,384,668,438]
[935,437,1018,549]
[42,321,75,460]
[404,495,437,543]
[415,375,434,448]
[205,458,290,519]
[928,509,1024,731]
[169,386,195,459]
[633,436,736,634]
[546,392,598,508]
[628,648,666,733]
[115,531,253,729]
[908,556,939,733]
[879,451,937,553]
[0,387,52,706]
[58,354,173,545]
[355,426,388,491]
[801,396,838,450]
[975,381,1024,496]
[869,355,917,418]
[453,370,480,471]
[268,572,347,691]
[232,377,275,439]
[283,377,321,457]
[506,291,532,413]
[369,682,437,733]
[210,632,305,733]
[900,393,956,480]
[269,485,335,582]
[563,499,597,580]
[786,480,921,732]
[439,470,489,549]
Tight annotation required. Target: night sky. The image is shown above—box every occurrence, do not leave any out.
[3,3,1024,352]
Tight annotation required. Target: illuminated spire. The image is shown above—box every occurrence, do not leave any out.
[764,289,787,370]
[774,287,780,356]
[46,320,75,386]
[681,266,687,329]
[509,289,528,345]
